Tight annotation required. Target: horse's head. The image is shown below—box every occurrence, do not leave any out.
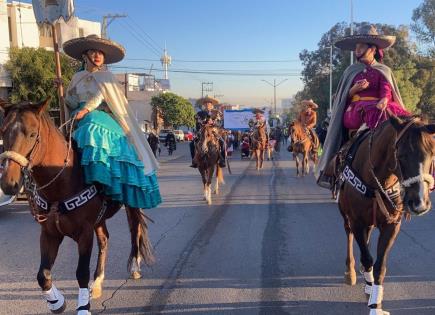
[289,121,303,141]
[0,98,50,195]
[198,125,219,154]
[390,116,435,216]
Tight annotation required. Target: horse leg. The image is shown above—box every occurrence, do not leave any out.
[260,149,264,169]
[368,222,401,315]
[37,230,66,314]
[214,165,220,195]
[294,154,300,177]
[352,222,375,297]
[75,227,94,315]
[91,222,109,299]
[207,166,214,204]
[126,207,155,279]
[304,153,309,175]
[341,213,356,286]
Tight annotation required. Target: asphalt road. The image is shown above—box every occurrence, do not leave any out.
[1,142,435,315]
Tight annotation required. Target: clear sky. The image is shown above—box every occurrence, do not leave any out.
[37,0,425,107]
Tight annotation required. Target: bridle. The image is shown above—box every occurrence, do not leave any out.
[368,117,434,212]
[290,124,309,145]
[0,113,75,192]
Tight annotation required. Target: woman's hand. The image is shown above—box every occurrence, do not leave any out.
[376,97,388,110]
[75,108,89,120]
[350,79,370,96]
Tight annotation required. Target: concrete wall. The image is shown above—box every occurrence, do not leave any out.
[8,1,40,49]
[0,0,11,88]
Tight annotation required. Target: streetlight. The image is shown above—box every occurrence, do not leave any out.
[350,0,354,65]
[326,42,334,113]
[261,78,288,115]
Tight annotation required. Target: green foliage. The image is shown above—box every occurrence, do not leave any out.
[5,47,79,107]
[411,0,435,49]
[151,92,195,128]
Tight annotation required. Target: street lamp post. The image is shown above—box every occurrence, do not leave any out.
[350,0,354,65]
[261,79,288,114]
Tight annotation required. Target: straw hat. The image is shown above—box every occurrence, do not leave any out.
[63,34,125,64]
[198,95,219,106]
[301,99,319,109]
[334,25,396,51]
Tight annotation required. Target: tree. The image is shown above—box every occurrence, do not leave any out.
[411,0,435,51]
[5,47,79,107]
[151,92,195,129]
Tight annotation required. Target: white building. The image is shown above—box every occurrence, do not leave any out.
[0,0,100,97]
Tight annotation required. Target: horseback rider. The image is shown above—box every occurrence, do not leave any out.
[62,34,161,209]
[316,24,410,189]
[249,108,270,136]
[189,96,226,168]
[288,99,320,153]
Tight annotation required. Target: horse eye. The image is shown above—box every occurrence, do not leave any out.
[30,132,37,138]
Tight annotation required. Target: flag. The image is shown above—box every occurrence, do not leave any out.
[32,0,74,25]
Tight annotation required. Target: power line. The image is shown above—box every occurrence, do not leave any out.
[127,17,163,51]
[124,57,301,63]
[120,20,161,57]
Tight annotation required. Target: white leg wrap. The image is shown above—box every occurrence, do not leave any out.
[42,284,65,311]
[131,257,142,273]
[368,284,384,307]
[364,270,374,295]
[77,288,91,315]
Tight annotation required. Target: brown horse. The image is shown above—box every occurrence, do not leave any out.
[289,120,318,176]
[251,122,267,170]
[196,125,224,205]
[0,99,154,314]
[338,116,434,315]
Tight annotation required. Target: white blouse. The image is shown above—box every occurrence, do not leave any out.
[65,71,105,112]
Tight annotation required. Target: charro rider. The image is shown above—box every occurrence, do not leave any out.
[62,34,162,209]
[249,108,270,135]
[288,99,320,154]
[189,96,226,168]
[316,24,410,189]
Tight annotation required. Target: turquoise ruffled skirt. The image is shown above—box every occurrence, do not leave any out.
[72,105,161,209]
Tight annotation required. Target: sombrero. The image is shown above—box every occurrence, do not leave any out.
[301,99,319,109]
[335,25,396,51]
[198,95,219,106]
[252,108,265,114]
[63,34,125,64]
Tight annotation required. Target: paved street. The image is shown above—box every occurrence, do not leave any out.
[1,142,435,315]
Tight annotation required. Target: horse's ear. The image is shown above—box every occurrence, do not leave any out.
[420,124,435,135]
[389,115,404,131]
[34,97,51,114]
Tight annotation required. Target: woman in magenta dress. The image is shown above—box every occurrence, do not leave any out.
[317,24,411,187]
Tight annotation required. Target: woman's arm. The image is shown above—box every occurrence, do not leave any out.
[376,74,392,110]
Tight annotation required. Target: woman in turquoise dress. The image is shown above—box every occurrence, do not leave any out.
[63,35,161,209]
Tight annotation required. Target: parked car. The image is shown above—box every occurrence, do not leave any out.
[158,129,172,142]
[184,131,193,141]
[173,130,184,142]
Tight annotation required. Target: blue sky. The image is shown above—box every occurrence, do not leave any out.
[41,0,424,107]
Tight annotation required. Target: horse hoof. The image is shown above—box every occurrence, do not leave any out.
[369,309,390,315]
[131,271,142,280]
[50,300,67,314]
[91,286,102,300]
[344,270,357,286]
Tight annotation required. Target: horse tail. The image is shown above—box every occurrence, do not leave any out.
[217,165,225,184]
[126,207,155,270]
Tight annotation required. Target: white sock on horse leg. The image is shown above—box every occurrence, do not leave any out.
[77,288,91,315]
[368,284,384,308]
[42,284,65,311]
[364,269,374,295]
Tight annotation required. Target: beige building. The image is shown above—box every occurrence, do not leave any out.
[0,0,100,97]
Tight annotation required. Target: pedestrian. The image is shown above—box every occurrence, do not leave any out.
[165,131,176,155]
[63,34,161,209]
[316,24,410,189]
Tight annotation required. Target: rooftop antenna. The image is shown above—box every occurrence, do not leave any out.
[160,42,171,80]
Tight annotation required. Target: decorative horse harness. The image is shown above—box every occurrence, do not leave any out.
[338,118,434,224]
[0,117,105,229]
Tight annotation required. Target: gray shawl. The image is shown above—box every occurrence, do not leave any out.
[315,61,405,179]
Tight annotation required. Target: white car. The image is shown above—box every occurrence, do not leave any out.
[173,130,184,142]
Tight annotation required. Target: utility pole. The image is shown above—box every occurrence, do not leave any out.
[350,0,354,65]
[201,82,213,98]
[102,14,127,38]
[261,79,288,114]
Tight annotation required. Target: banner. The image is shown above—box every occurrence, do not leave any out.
[32,0,75,25]
[223,108,269,130]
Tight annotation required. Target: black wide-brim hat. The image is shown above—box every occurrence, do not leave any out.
[63,34,125,64]
[335,25,396,51]
[252,108,265,114]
